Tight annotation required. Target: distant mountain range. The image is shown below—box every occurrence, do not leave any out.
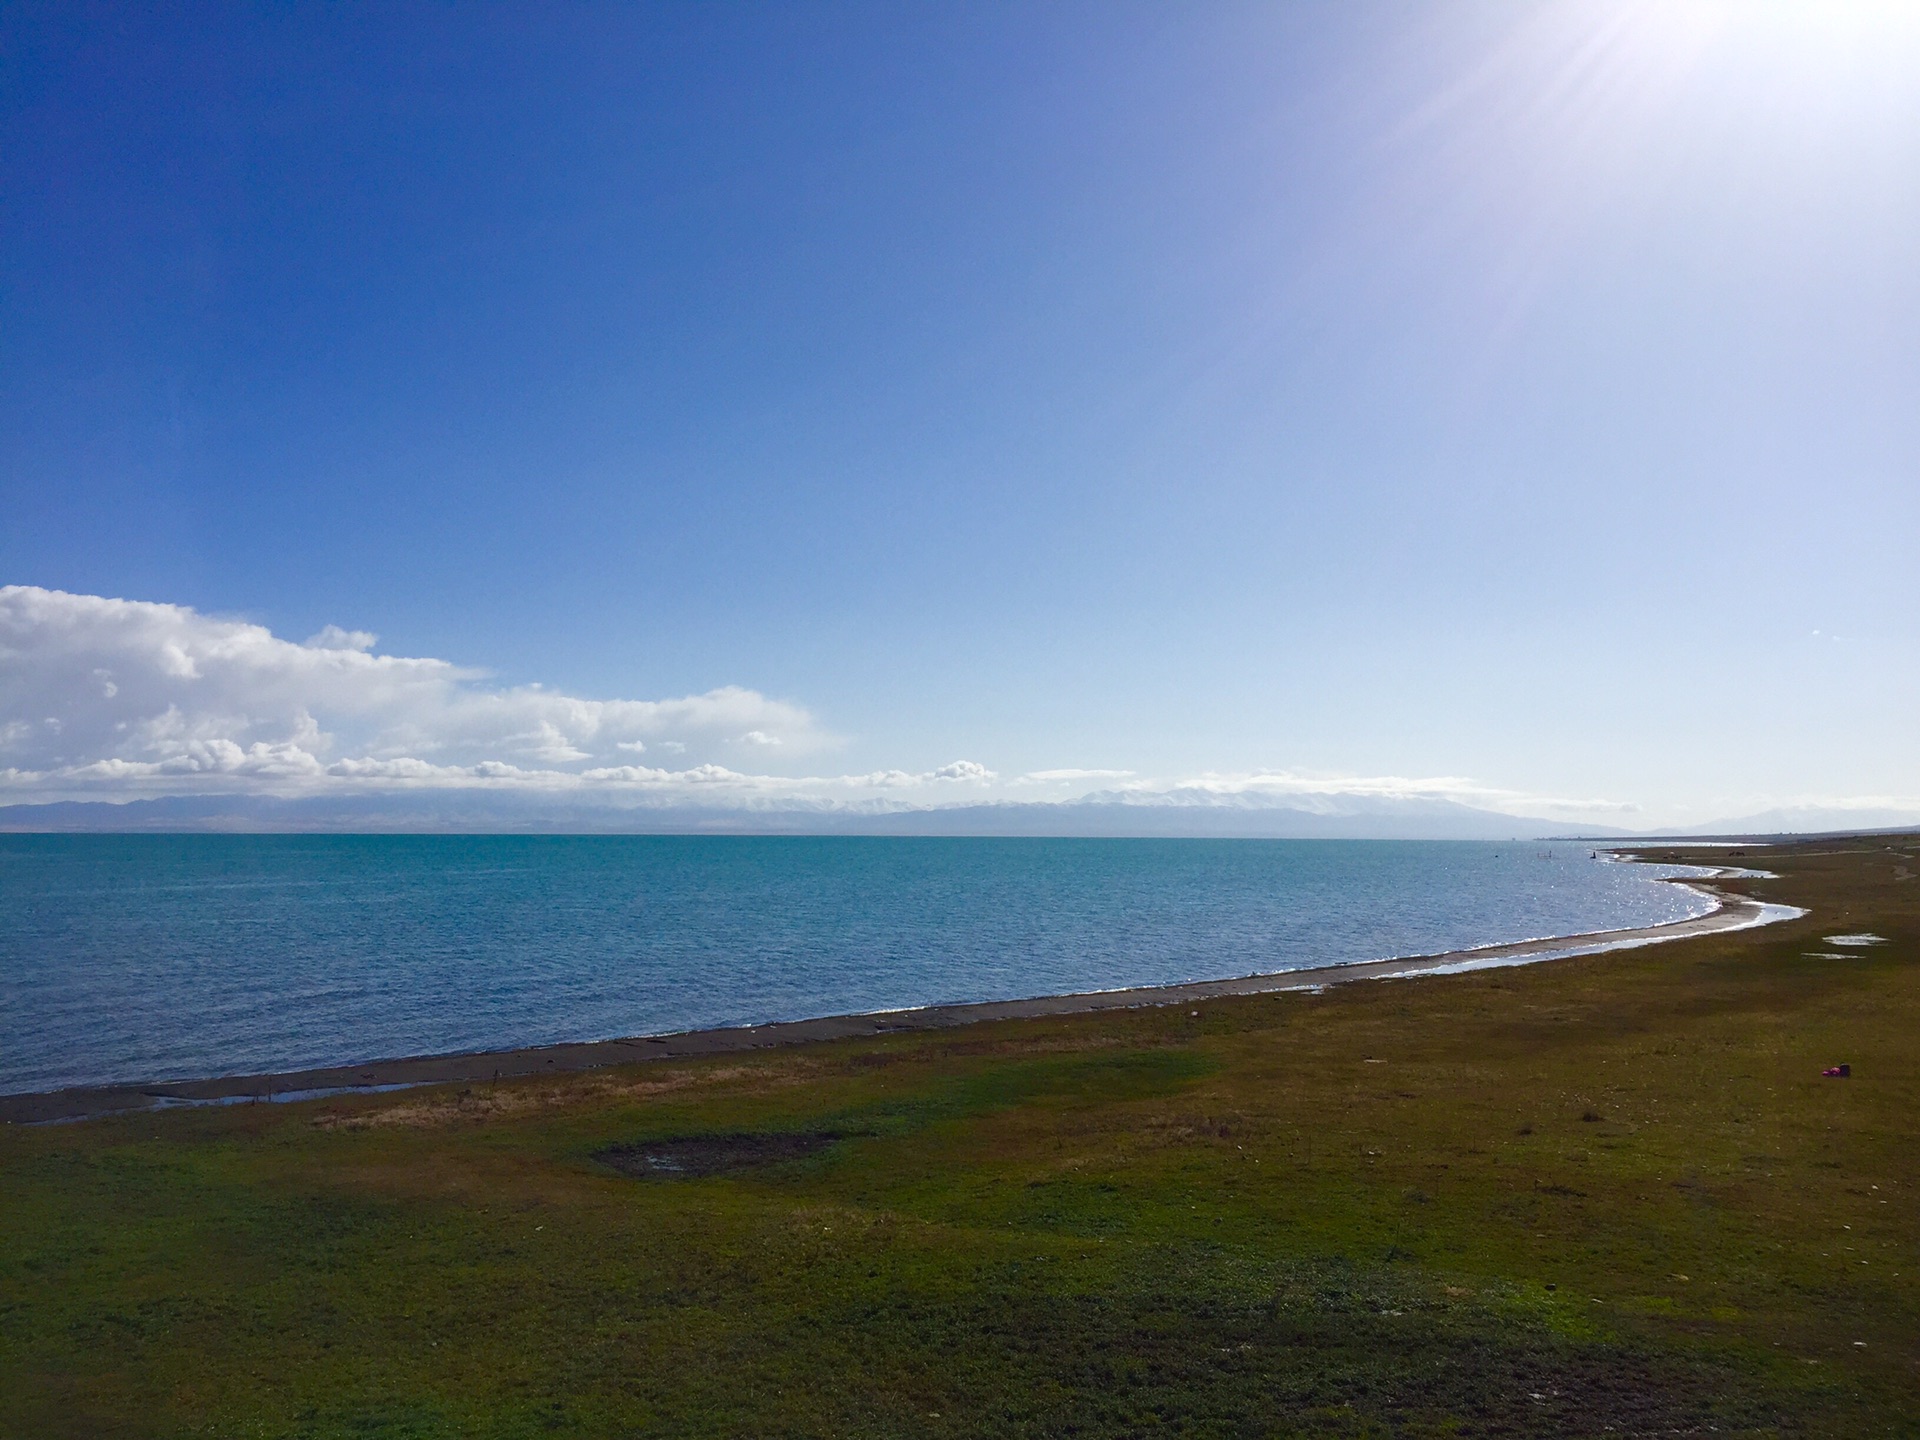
[823,791,1616,839]
[1636,806,1920,839]
[1,791,1912,841]
[0,789,1618,840]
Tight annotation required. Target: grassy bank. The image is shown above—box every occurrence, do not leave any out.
[3,838,1916,1438]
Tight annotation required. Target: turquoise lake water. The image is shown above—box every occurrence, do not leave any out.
[0,835,1709,1094]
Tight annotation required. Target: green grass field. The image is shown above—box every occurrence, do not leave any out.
[3,838,1916,1438]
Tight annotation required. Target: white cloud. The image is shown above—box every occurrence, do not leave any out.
[305,625,378,652]
[0,586,829,799]
[0,588,1044,813]
[929,760,995,783]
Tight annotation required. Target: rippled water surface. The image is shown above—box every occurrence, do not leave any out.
[0,835,1711,1094]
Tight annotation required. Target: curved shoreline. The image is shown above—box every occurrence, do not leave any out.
[1,866,1803,1126]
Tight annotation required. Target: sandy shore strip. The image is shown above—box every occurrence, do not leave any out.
[1,873,1799,1126]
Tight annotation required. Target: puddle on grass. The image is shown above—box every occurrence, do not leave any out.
[595,1131,848,1179]
[29,1080,424,1125]
[167,1081,423,1108]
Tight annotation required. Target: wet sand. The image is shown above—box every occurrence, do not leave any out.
[0,868,1789,1126]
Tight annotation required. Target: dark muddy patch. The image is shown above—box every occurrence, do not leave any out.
[596,1131,848,1179]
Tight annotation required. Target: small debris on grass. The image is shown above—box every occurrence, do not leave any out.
[1822,1064,1851,1078]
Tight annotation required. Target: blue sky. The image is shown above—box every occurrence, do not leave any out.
[3,2,1918,827]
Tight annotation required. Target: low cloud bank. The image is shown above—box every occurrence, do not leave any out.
[0,587,1579,819]
[12,586,1903,833]
[1,586,991,804]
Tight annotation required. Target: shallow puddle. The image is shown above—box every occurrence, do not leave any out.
[596,1131,848,1178]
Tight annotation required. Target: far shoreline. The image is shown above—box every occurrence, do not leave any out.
[0,859,1797,1126]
